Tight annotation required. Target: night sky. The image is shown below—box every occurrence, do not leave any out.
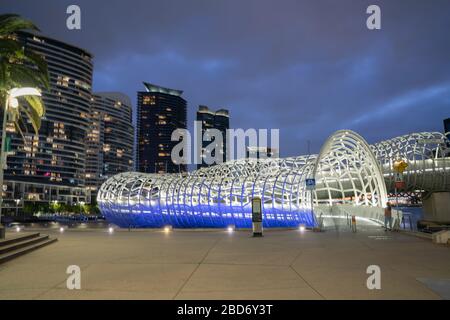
[2,0,450,156]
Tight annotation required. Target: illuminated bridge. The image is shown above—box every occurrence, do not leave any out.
[97,131,450,229]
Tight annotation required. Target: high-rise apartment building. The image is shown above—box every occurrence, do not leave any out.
[444,118,450,137]
[444,118,450,156]
[86,93,134,201]
[137,82,187,174]
[1,31,93,212]
[196,105,229,169]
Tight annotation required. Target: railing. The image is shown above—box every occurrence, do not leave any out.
[400,212,416,231]
[314,204,404,231]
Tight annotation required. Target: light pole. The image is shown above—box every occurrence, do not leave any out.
[79,201,85,217]
[0,88,42,239]
[15,199,20,217]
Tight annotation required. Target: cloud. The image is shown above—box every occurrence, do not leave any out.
[3,0,450,157]
[350,84,450,126]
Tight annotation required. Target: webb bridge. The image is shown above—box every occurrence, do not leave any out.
[97,131,450,228]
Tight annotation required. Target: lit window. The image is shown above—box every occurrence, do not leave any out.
[143,96,156,105]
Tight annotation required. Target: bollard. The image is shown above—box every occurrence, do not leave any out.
[351,215,357,233]
[251,197,263,237]
[319,213,323,230]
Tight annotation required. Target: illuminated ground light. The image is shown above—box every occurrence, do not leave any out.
[15,226,21,232]
[108,227,114,234]
[299,224,306,232]
[227,225,235,233]
[164,226,172,233]
[59,227,65,233]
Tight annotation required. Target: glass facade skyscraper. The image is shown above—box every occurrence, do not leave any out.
[137,82,187,174]
[1,31,93,211]
[196,105,229,169]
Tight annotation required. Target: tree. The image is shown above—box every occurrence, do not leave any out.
[50,201,62,214]
[0,14,49,237]
[82,203,100,215]
[0,14,49,137]
[22,202,35,216]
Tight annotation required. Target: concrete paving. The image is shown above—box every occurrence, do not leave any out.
[0,224,449,300]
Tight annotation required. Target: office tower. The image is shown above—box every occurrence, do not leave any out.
[246,147,279,159]
[196,105,229,169]
[137,82,187,174]
[444,118,450,137]
[85,93,134,201]
[444,118,450,156]
[1,31,93,213]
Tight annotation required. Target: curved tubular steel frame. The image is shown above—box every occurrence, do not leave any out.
[97,130,450,228]
[313,130,387,208]
[371,132,450,192]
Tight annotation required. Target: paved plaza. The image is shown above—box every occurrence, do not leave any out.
[0,223,449,300]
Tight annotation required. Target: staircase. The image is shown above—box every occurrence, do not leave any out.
[0,232,57,264]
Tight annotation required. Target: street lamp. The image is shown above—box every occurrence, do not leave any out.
[79,201,85,216]
[0,88,42,239]
[15,199,20,217]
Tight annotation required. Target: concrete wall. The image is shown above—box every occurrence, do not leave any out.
[423,192,450,222]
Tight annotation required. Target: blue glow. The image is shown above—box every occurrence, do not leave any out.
[100,203,316,228]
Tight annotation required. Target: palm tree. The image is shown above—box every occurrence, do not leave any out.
[0,14,49,135]
[0,14,49,237]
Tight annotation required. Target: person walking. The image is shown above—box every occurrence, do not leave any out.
[384,202,392,231]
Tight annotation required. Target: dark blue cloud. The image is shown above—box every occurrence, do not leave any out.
[2,0,450,156]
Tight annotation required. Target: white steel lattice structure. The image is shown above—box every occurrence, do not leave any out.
[98,130,450,228]
[371,132,450,192]
[312,130,387,207]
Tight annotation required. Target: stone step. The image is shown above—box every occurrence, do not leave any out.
[0,232,41,247]
[0,236,57,264]
[0,234,51,255]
